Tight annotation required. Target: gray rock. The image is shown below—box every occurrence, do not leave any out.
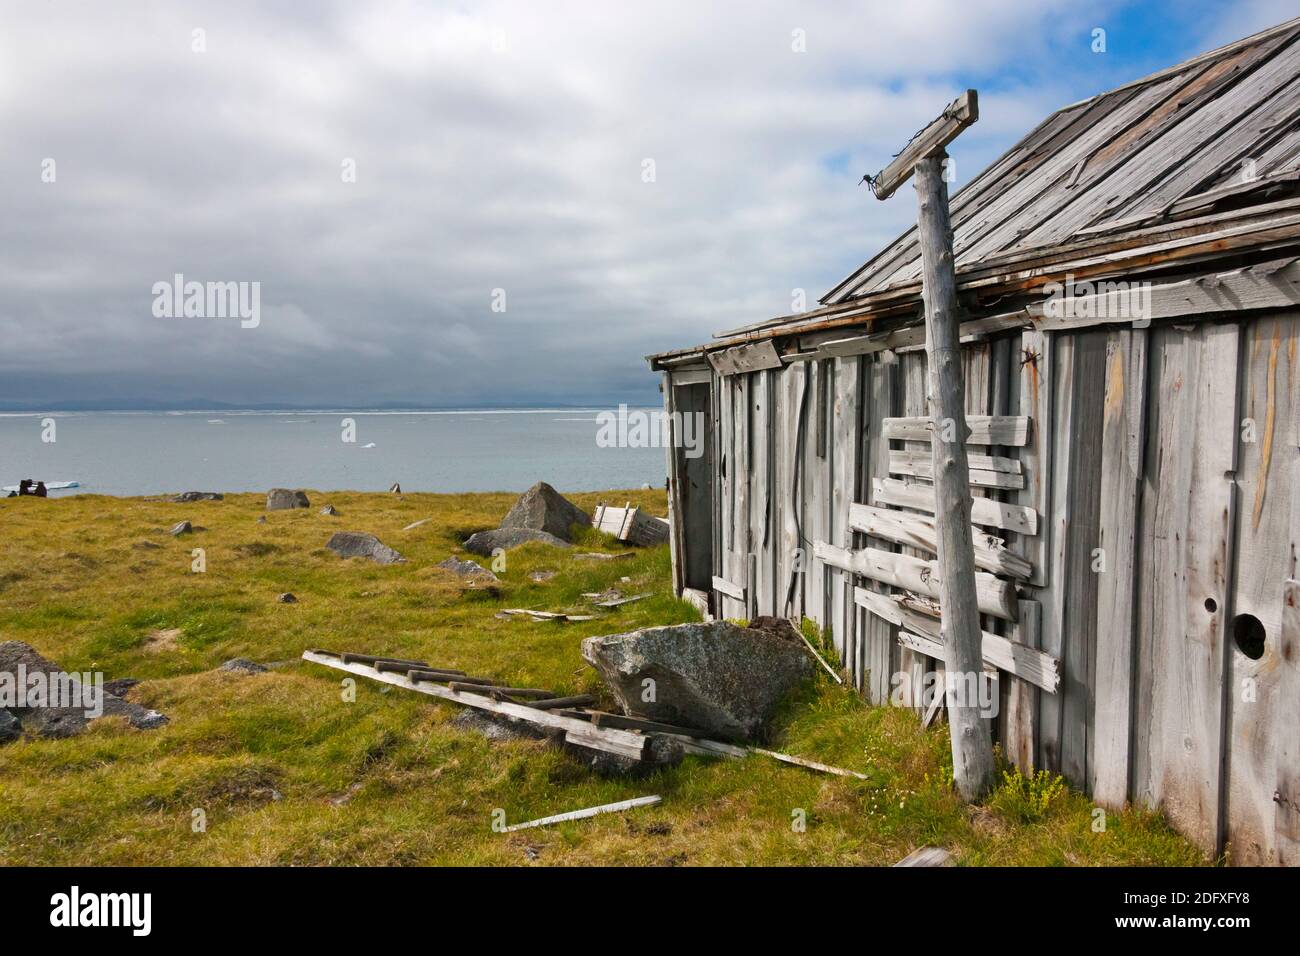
[267,488,310,511]
[581,621,813,742]
[319,505,339,516]
[169,520,192,536]
[277,592,298,604]
[528,569,557,583]
[452,708,546,742]
[220,658,268,674]
[565,734,685,776]
[326,531,405,564]
[463,527,571,557]
[0,709,19,744]
[103,678,140,698]
[436,556,500,586]
[256,516,267,524]
[0,641,168,737]
[172,492,223,502]
[500,482,591,541]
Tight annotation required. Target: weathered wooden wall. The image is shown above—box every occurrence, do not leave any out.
[667,308,1300,863]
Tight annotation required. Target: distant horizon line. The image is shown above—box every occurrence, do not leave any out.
[0,399,661,414]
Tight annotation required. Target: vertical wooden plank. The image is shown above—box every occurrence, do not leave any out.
[1138,321,1240,855]
[717,374,736,617]
[1061,332,1106,787]
[1016,329,1053,589]
[1092,327,1149,807]
[896,349,929,711]
[1225,314,1298,864]
[778,362,806,620]
[1005,599,1042,773]
[734,376,751,618]
[863,353,899,703]
[1040,334,1074,773]
[803,361,828,630]
[662,374,685,596]
[710,370,723,618]
[1277,575,1300,865]
[749,370,774,617]
[832,356,862,668]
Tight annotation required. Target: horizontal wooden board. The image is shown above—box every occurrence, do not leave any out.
[849,503,1032,579]
[711,575,745,602]
[873,477,1039,535]
[856,588,1059,693]
[888,450,1025,489]
[882,415,1031,446]
[815,540,1017,621]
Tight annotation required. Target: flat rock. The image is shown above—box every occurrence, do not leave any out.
[581,621,813,742]
[565,734,685,776]
[277,592,298,604]
[172,492,223,502]
[0,709,19,744]
[0,641,168,738]
[220,658,268,674]
[528,570,557,583]
[326,531,405,564]
[436,556,500,586]
[463,527,571,557]
[452,708,545,742]
[500,482,591,541]
[103,678,140,698]
[267,488,310,511]
[170,520,192,536]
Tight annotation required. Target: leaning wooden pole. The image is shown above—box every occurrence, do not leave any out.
[868,90,995,801]
[913,154,996,800]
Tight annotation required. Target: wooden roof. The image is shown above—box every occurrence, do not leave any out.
[822,16,1300,306]
[648,17,1300,365]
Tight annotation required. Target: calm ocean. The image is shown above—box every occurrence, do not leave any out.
[0,409,666,497]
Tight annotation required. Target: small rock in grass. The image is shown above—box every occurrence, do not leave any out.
[220,658,268,674]
[257,516,267,524]
[277,592,298,604]
[103,678,140,698]
[326,531,405,565]
[0,709,20,744]
[463,527,570,557]
[133,540,161,550]
[170,521,192,536]
[499,481,591,541]
[528,570,556,583]
[320,505,339,516]
[267,488,310,511]
[436,556,500,586]
[172,491,224,502]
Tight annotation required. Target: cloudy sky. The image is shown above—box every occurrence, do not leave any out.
[0,0,1293,409]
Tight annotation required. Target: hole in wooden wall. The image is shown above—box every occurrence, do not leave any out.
[1232,613,1266,660]
[1204,597,1218,613]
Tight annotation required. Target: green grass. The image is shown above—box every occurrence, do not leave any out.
[0,490,1206,866]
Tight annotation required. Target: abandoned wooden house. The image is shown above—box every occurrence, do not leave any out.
[647,17,1300,864]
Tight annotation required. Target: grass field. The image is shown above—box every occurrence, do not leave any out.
[0,489,1206,866]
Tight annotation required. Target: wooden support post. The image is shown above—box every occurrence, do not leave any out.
[868,91,993,802]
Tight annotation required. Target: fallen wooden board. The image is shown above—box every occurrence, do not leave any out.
[873,477,1038,535]
[300,651,648,761]
[855,587,1059,693]
[751,747,870,780]
[849,503,1032,579]
[502,795,663,833]
[893,846,953,867]
[888,450,1025,490]
[711,575,745,602]
[799,628,844,684]
[529,694,596,710]
[573,552,636,561]
[882,415,1030,446]
[555,710,749,759]
[591,593,651,608]
[593,503,670,546]
[499,609,597,622]
[816,540,1017,621]
[448,683,556,699]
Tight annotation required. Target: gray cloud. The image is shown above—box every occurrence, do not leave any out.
[0,0,1261,407]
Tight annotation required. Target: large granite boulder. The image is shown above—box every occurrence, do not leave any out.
[0,641,168,740]
[500,482,591,542]
[581,621,814,741]
[326,531,405,565]
[267,488,310,511]
[463,527,571,557]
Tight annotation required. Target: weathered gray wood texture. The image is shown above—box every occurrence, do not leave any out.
[674,313,1300,861]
